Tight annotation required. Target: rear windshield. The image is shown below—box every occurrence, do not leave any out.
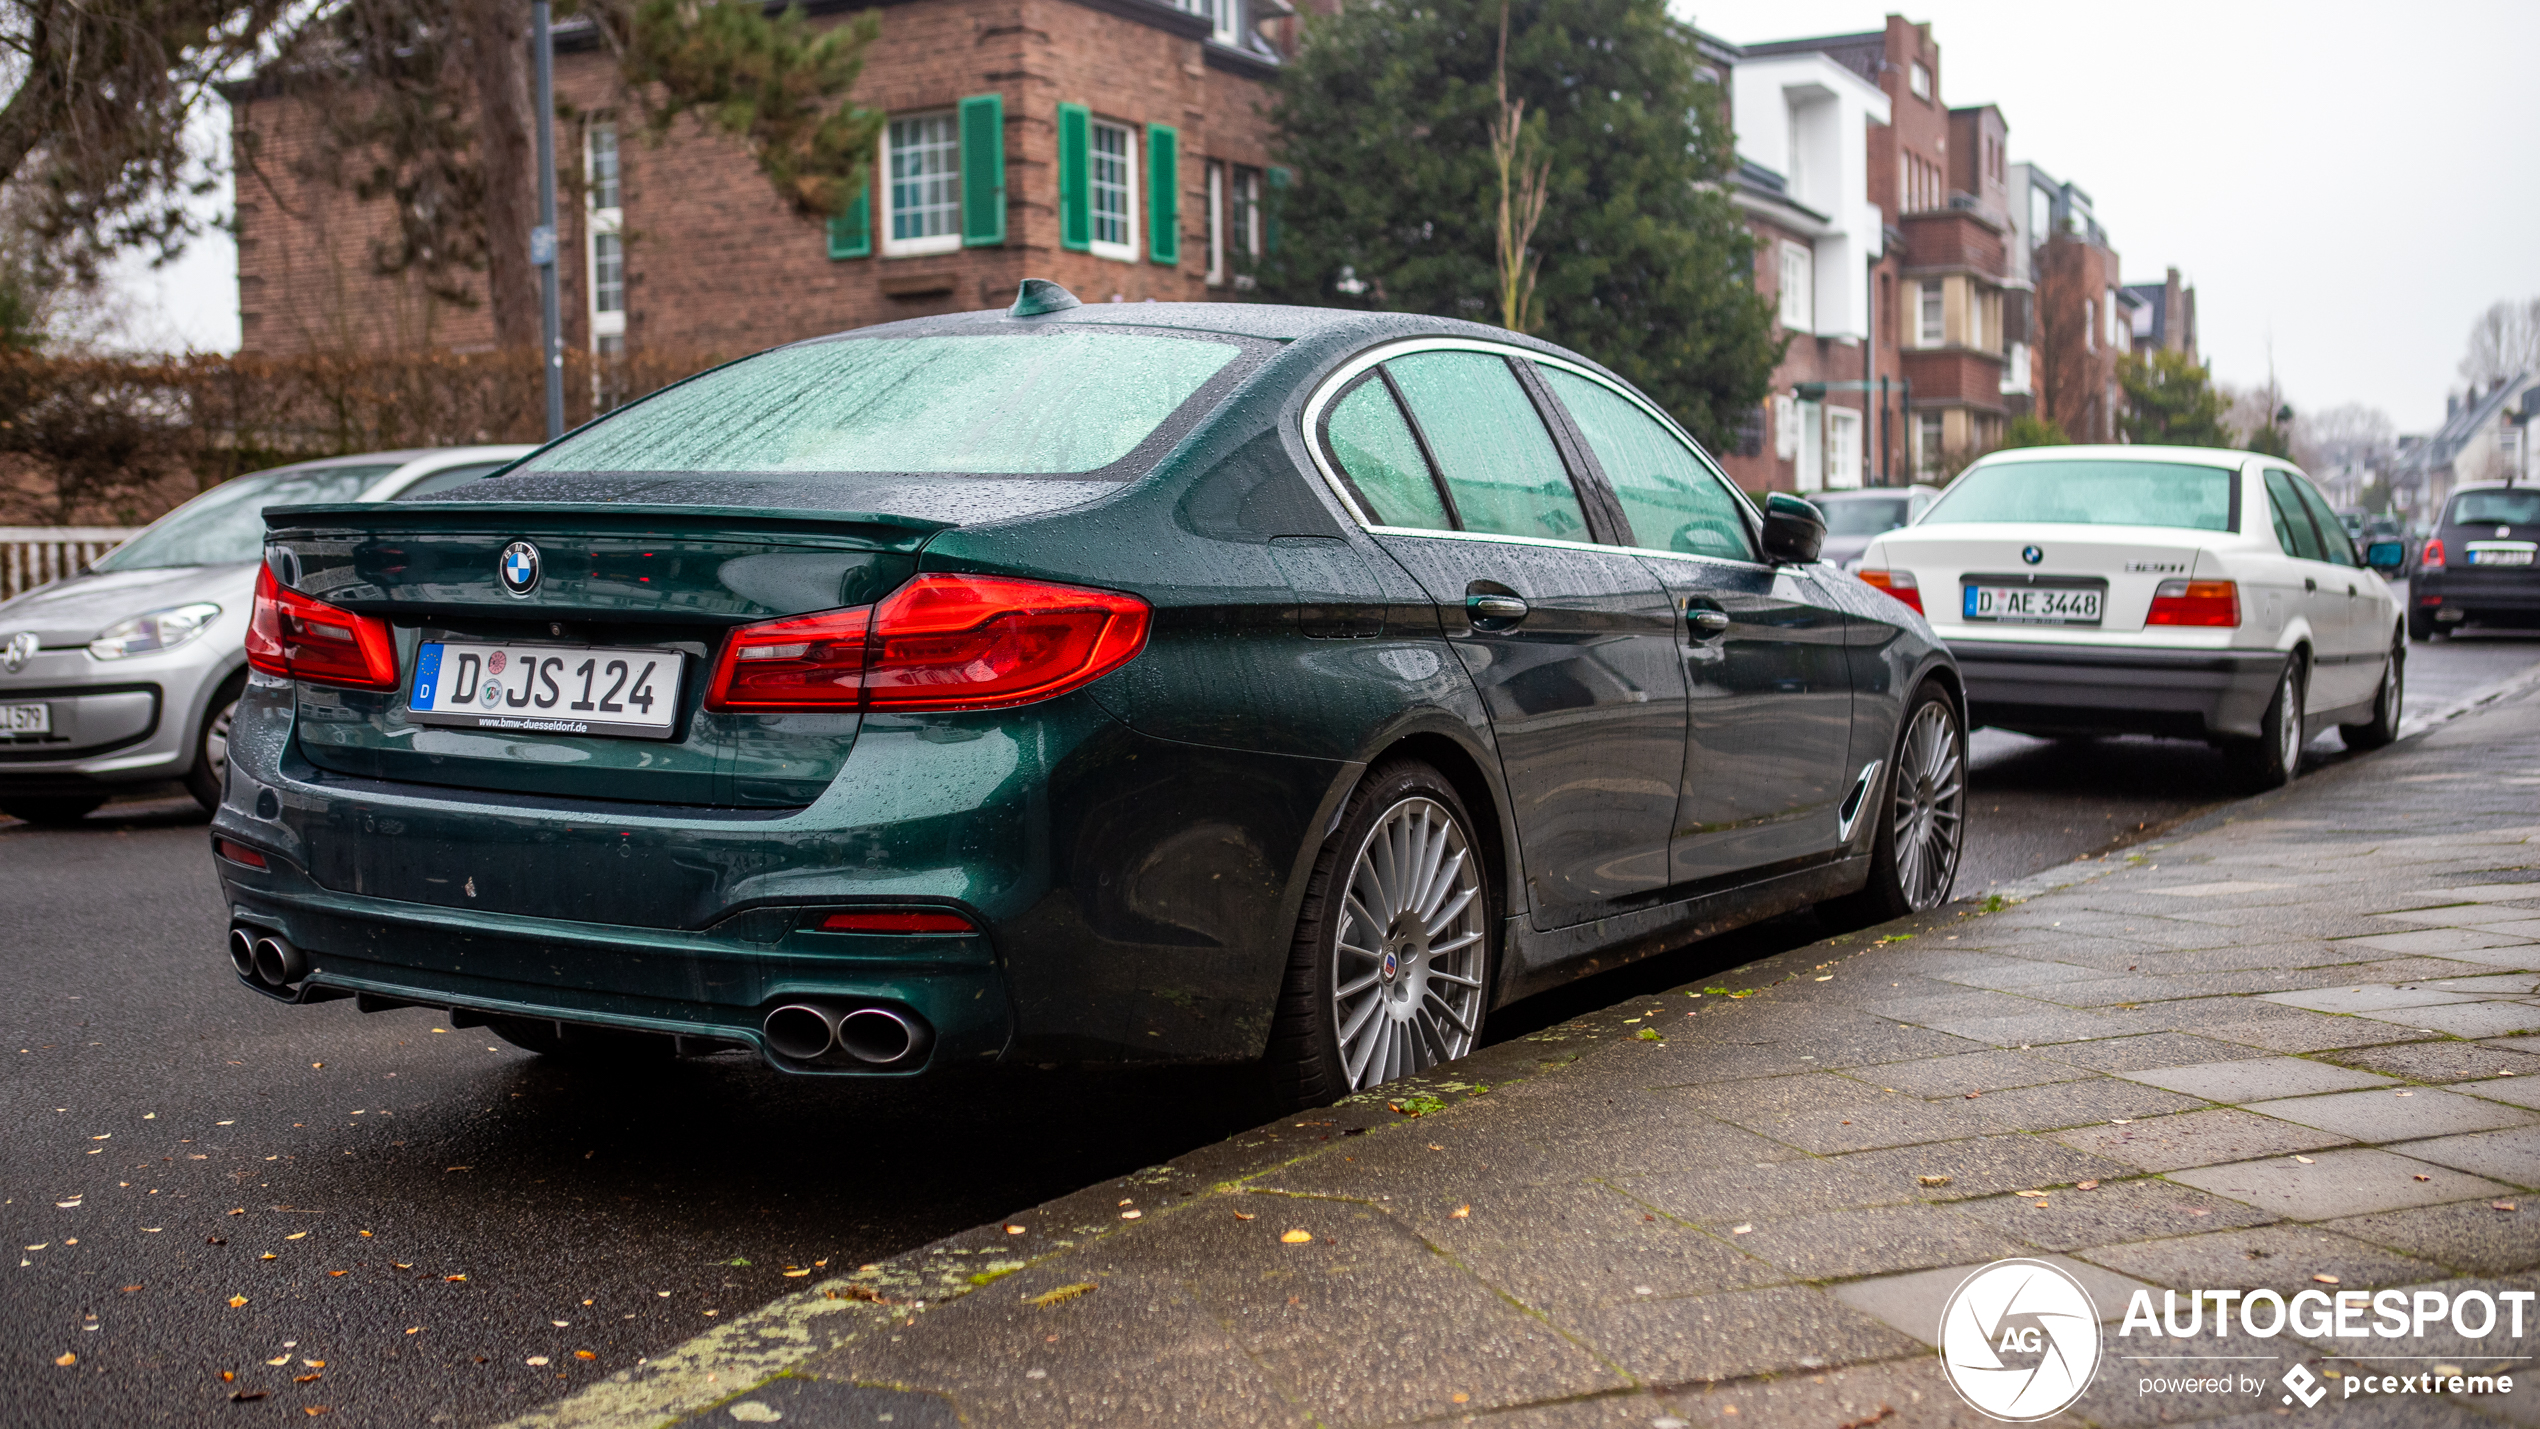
[516,330,1252,480]
[96,465,399,570]
[1925,460,2237,532]
[2448,489,2540,527]
[1821,496,1911,537]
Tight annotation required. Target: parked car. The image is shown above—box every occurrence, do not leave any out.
[209,285,1966,1102]
[0,447,532,825]
[2408,483,2540,640]
[1852,445,2405,792]
[1814,484,1940,568]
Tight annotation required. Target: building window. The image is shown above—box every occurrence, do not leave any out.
[1967,290,1983,352]
[883,113,962,255]
[584,121,624,354]
[1917,412,1944,474]
[2085,298,2098,352]
[1826,408,1862,490]
[1778,241,1813,332]
[1089,120,1137,260]
[1205,161,1226,285]
[1226,164,1262,283]
[1918,280,1944,347]
[1909,62,1932,100]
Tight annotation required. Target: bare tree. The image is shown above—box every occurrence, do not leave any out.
[1487,0,1548,333]
[2459,298,2540,388]
[2292,402,2393,474]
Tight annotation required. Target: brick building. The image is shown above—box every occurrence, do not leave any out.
[1716,15,2017,490]
[230,0,1290,359]
[2121,266,2199,361]
[2006,162,2123,443]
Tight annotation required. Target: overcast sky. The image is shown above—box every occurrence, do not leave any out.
[118,1,2538,434]
[1684,0,2540,431]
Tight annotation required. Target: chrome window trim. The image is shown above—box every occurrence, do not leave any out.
[1299,336,1770,569]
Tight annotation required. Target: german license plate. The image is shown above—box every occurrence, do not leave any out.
[1963,585,2103,625]
[0,702,50,735]
[406,642,681,740]
[2468,546,2534,566]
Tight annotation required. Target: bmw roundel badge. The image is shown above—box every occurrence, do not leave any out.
[2021,544,2044,566]
[500,540,542,597]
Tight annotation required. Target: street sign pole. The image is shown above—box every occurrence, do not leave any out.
[531,0,564,441]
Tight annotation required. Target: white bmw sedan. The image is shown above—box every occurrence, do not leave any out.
[1852,446,2405,790]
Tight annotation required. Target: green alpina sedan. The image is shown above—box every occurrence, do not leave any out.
[211,284,1965,1104]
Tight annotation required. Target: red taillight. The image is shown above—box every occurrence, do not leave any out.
[1856,568,1923,614]
[819,910,977,934]
[245,564,401,690]
[2147,578,2240,627]
[2420,538,2445,571]
[704,574,1150,713]
[215,838,268,869]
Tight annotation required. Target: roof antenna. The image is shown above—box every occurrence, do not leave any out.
[1009,278,1082,318]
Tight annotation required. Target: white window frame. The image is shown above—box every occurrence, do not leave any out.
[1777,241,1813,332]
[1205,161,1225,286]
[1825,408,1862,490]
[1087,119,1139,263]
[1967,289,1984,353]
[880,111,963,258]
[1917,280,1944,348]
[1795,399,1824,493]
[1909,62,1932,100]
[2085,298,2098,352]
[584,121,624,350]
[1916,411,1944,475]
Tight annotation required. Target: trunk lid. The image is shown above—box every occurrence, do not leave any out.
[265,501,944,807]
[1870,524,2215,637]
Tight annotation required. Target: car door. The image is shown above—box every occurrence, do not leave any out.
[2289,474,2389,700]
[1529,362,1859,885]
[1317,345,1687,931]
[2262,468,2360,711]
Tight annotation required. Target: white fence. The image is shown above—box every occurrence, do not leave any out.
[0,528,140,602]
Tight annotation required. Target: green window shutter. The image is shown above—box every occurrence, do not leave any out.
[958,93,1006,247]
[1146,124,1179,265]
[826,178,871,260]
[1265,165,1292,256]
[1057,103,1091,253]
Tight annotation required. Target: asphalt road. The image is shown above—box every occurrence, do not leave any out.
[6,627,2536,1428]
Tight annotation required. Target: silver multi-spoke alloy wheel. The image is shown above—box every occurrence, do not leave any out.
[1889,700,1965,911]
[2273,664,2303,774]
[1330,796,1486,1091]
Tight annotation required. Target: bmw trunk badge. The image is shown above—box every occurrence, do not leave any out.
[500,541,542,597]
[2021,545,2044,565]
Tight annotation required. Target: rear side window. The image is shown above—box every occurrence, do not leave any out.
[1538,366,1754,561]
[2290,476,2357,567]
[2450,489,2540,526]
[517,330,1251,479]
[2264,470,2327,562]
[1385,351,1588,543]
[1927,460,2237,532]
[1321,375,1452,530]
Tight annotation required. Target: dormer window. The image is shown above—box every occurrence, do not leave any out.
[1182,0,1240,44]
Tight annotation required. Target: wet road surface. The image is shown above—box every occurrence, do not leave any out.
[5,630,2534,1427]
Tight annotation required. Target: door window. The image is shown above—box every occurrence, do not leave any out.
[2291,478,2358,567]
[1537,366,1754,561]
[1384,351,1588,543]
[1321,375,1453,530]
[2264,469,2326,561]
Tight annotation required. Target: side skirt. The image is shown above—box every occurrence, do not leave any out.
[1493,855,1870,1008]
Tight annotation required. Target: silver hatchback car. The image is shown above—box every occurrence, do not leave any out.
[0,447,531,824]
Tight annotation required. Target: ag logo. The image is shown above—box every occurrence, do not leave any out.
[499,540,542,597]
[1938,1258,2101,1421]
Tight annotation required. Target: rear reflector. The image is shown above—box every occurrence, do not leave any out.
[705,574,1150,713]
[245,564,402,690]
[2147,578,2240,627]
[2420,538,2446,571]
[819,910,977,934]
[1855,568,1922,614]
[215,838,268,869]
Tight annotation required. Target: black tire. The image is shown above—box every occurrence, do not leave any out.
[1820,681,1967,926]
[185,673,247,813]
[2221,654,2306,793]
[2407,607,2435,643]
[2,796,106,826]
[1262,759,1493,1113]
[2340,634,2404,752]
[488,1017,674,1064]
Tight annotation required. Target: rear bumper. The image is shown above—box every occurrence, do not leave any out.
[2413,573,2540,621]
[1950,638,2285,740]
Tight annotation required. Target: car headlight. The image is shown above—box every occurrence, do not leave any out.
[89,602,222,659]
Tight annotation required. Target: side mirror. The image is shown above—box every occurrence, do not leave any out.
[1760,492,1826,564]
[2364,540,2406,573]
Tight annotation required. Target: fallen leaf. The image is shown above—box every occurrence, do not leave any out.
[1963,1092,1980,1100]
[221,1371,235,1383]
[525,1356,550,1367]
[406,1328,421,1335]
[445,1275,467,1282]
[2186,1208,2211,1217]
[328,1271,346,1278]
[1452,1392,1470,1403]
[1028,1283,1097,1306]
[1280,1229,1314,1244]
[54,1353,76,1367]
[2077,1181,2100,1191]
[1119,1209,1141,1220]
[1448,1204,1471,1219]
[2294,1156,2315,1165]
[1005,1225,1026,1235]
[2414,1174,2432,1183]
[303,1360,323,1368]
[576,1350,596,1361]
[445,1167,472,1173]
[783,1268,810,1278]
[1232,1211,1255,1221]
[2313,1274,2341,1285]
[119,1284,141,1293]
[294,1374,322,1384]
[230,1391,268,1402]
[228,1208,245,1216]
[2029,1200,2050,1210]
[2495,1202,2519,1212]
[358,1231,371,1238]
[228,1295,248,1308]
[392,1263,411,1270]
[285,1232,307,1241]
[552,1321,570,1329]
[267,1357,289,1366]
[1730,1223,1753,1235]
[2014,1189,2047,1198]
[261,1253,278,1262]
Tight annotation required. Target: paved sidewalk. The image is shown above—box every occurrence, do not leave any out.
[516,685,2540,1429]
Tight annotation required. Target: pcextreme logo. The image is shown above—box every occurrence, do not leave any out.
[1938,1259,2102,1421]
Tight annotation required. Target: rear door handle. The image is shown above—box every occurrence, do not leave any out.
[2304,577,2317,592]
[1688,608,1731,638]
[1466,594,1529,624]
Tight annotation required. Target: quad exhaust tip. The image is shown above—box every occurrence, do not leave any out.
[230,926,307,989]
[761,1001,933,1068]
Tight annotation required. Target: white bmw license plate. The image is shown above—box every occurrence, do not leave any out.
[406,642,681,740]
[0,702,50,735]
[1963,585,2104,625]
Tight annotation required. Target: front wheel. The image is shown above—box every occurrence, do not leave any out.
[2340,637,2404,751]
[2222,655,2306,793]
[1821,683,1967,925]
[1263,760,1492,1110]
